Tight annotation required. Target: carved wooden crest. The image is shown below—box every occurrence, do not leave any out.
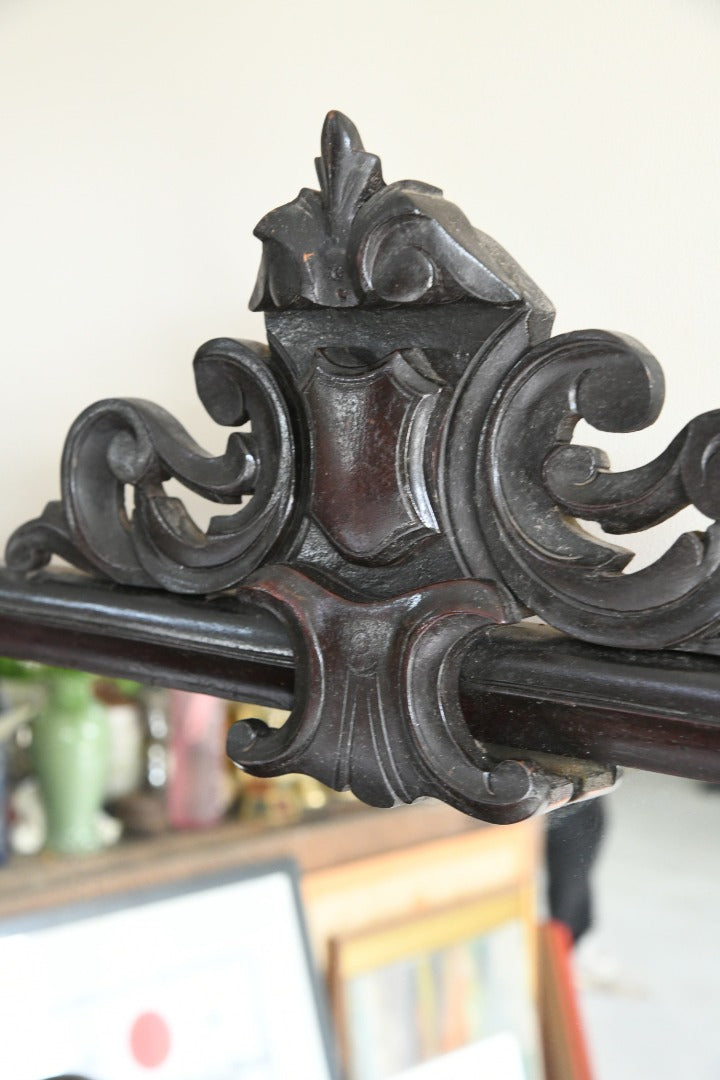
[305,348,444,564]
[9,111,720,822]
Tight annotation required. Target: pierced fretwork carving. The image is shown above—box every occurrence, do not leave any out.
[7,339,297,593]
[7,110,718,821]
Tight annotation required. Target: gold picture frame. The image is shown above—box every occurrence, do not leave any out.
[328,882,543,1080]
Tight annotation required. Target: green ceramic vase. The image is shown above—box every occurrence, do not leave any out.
[32,670,110,854]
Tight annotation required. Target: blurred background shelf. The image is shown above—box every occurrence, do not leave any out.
[0,799,500,922]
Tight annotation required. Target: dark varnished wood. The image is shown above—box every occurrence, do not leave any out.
[4,111,720,822]
[462,624,720,783]
[228,566,575,823]
[0,571,293,709]
[0,571,718,785]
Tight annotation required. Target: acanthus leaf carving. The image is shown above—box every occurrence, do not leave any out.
[473,330,720,647]
[7,339,297,593]
[250,110,552,318]
[544,408,720,531]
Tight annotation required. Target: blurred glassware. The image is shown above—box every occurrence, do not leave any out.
[166,690,228,829]
[31,669,111,854]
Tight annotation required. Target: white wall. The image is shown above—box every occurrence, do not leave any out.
[2,0,719,567]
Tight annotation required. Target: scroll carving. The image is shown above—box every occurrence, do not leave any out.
[7,110,717,820]
[475,331,720,647]
[8,339,297,593]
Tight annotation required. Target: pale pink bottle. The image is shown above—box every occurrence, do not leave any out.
[166,690,227,828]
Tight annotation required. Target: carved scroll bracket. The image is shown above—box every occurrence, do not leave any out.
[226,566,615,823]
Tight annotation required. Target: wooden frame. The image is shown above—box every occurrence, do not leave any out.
[329,886,542,1080]
[537,921,594,1080]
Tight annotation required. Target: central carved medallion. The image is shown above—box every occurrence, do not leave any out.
[305,349,443,564]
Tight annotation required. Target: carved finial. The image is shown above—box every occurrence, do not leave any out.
[250,111,549,313]
[249,110,382,310]
[315,111,384,239]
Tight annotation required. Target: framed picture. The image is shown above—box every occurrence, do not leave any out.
[0,859,338,1080]
[328,883,544,1080]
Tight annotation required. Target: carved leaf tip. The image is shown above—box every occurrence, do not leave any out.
[315,110,384,233]
[321,110,364,157]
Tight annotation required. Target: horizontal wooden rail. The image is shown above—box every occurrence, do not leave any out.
[0,570,293,709]
[1,571,719,783]
[461,624,720,784]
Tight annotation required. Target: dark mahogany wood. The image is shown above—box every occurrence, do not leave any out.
[4,111,720,822]
[462,624,720,783]
[0,571,718,784]
[0,571,293,709]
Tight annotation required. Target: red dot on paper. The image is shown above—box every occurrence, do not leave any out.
[130,1010,171,1068]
